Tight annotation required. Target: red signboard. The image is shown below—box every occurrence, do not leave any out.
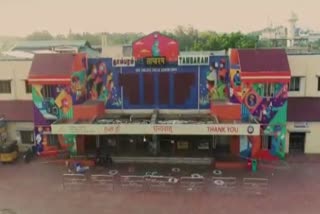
[132,32,179,62]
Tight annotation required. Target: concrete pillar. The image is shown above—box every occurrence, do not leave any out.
[149,135,159,156]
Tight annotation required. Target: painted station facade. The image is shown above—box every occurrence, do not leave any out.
[27,32,291,162]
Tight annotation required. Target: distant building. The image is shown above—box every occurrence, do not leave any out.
[258,13,320,48]
[286,54,320,154]
[259,26,287,40]
[0,39,98,150]
[99,33,132,58]
[3,40,100,59]
[0,59,34,150]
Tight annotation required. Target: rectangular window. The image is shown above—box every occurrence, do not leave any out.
[42,85,53,98]
[262,83,274,97]
[318,77,320,91]
[120,73,140,105]
[0,80,11,93]
[289,77,300,91]
[261,135,272,150]
[143,73,154,105]
[158,72,170,104]
[25,81,32,93]
[47,135,59,146]
[20,131,34,145]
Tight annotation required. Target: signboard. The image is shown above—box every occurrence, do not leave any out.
[198,142,209,150]
[112,57,135,67]
[293,122,308,129]
[178,56,209,66]
[51,123,260,136]
[144,57,166,67]
[132,32,179,62]
[177,141,189,149]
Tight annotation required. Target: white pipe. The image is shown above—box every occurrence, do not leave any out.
[198,65,200,112]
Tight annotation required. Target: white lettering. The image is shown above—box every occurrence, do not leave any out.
[112,57,135,67]
[207,126,239,134]
[178,55,210,66]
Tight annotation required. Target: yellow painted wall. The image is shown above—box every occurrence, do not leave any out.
[286,122,320,154]
[6,122,34,151]
[0,60,32,100]
[288,55,320,97]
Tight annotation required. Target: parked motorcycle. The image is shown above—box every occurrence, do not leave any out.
[94,153,113,168]
[23,146,36,163]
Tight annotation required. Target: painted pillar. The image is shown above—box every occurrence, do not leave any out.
[76,135,85,155]
[250,135,262,159]
[230,136,240,156]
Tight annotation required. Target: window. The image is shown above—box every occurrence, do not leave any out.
[289,133,305,153]
[289,77,300,91]
[47,135,59,146]
[262,83,274,97]
[318,77,320,91]
[25,81,32,93]
[0,80,11,93]
[41,85,53,98]
[261,135,272,150]
[20,131,34,145]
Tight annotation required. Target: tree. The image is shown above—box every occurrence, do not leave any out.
[55,34,66,40]
[168,25,199,51]
[26,30,54,40]
[23,27,260,49]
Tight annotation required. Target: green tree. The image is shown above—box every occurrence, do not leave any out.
[169,25,199,51]
[23,27,260,50]
[26,30,54,40]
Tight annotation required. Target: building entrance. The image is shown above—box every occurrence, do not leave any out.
[289,132,306,154]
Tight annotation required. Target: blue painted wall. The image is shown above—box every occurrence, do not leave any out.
[87,55,229,110]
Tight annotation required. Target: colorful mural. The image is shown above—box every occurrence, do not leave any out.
[199,56,229,108]
[28,37,290,161]
[71,71,87,104]
[32,85,73,121]
[132,32,179,62]
[35,126,77,155]
[87,59,122,108]
[62,135,77,155]
[240,82,288,159]
[89,56,217,109]
[229,69,242,103]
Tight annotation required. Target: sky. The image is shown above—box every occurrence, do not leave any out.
[0,0,319,36]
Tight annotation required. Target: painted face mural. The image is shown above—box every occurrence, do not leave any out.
[229,69,242,103]
[152,34,160,57]
[132,32,179,62]
[71,71,87,104]
[206,64,217,100]
[206,60,228,101]
[87,59,122,108]
[199,56,229,107]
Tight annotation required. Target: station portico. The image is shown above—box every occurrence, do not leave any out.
[51,110,260,160]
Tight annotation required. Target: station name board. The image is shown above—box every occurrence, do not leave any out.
[112,57,135,67]
[178,56,209,66]
[51,124,260,136]
[112,55,210,68]
[144,57,166,67]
